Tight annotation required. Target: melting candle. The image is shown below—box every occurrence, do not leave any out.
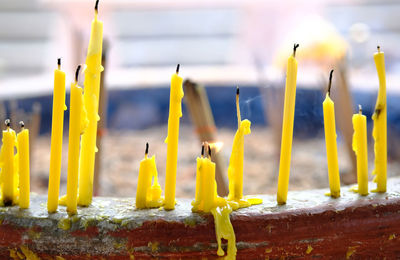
[372,46,387,193]
[78,0,104,206]
[227,87,261,209]
[191,144,237,259]
[136,143,163,209]
[164,64,184,210]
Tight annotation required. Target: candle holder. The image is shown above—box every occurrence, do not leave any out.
[1,178,399,259]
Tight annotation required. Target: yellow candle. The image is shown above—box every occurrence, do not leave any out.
[352,105,368,195]
[227,87,252,208]
[136,143,163,209]
[17,121,30,209]
[164,64,184,210]
[47,58,66,213]
[372,46,387,193]
[323,70,341,198]
[202,146,216,213]
[1,120,16,205]
[191,144,237,259]
[66,66,88,215]
[277,44,299,204]
[78,0,104,206]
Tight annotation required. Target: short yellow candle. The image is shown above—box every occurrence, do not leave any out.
[47,58,66,213]
[202,147,216,213]
[323,70,341,198]
[1,120,16,205]
[352,105,368,195]
[277,44,299,204]
[227,87,251,208]
[372,46,387,193]
[192,144,221,212]
[136,143,163,209]
[17,121,30,209]
[78,0,104,206]
[191,144,236,259]
[66,66,88,215]
[164,64,184,210]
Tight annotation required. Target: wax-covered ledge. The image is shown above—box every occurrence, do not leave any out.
[1,178,400,259]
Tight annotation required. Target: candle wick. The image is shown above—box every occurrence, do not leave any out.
[201,143,205,158]
[358,104,362,114]
[236,86,241,128]
[95,0,99,14]
[145,142,149,157]
[176,64,180,74]
[208,144,212,158]
[4,119,10,129]
[327,69,334,96]
[377,45,381,53]
[19,121,25,129]
[57,58,61,70]
[75,65,81,83]
[293,43,300,57]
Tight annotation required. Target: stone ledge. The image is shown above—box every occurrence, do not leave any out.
[1,178,400,259]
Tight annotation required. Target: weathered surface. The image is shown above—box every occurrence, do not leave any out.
[1,178,400,259]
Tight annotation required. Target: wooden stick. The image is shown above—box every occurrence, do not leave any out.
[183,79,228,196]
[333,58,357,184]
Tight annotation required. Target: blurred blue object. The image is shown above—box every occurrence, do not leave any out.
[5,85,400,141]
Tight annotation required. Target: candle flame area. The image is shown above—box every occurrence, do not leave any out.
[209,141,223,153]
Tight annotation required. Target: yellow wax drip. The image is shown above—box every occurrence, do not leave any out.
[211,205,237,260]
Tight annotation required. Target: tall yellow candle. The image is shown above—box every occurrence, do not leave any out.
[47,58,66,212]
[136,143,163,209]
[78,0,104,206]
[352,105,368,195]
[277,44,299,204]
[66,66,88,215]
[164,64,184,210]
[17,121,30,209]
[1,119,16,205]
[323,70,341,198]
[227,87,251,207]
[372,46,387,193]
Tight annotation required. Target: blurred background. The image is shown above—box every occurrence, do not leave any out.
[0,0,399,198]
